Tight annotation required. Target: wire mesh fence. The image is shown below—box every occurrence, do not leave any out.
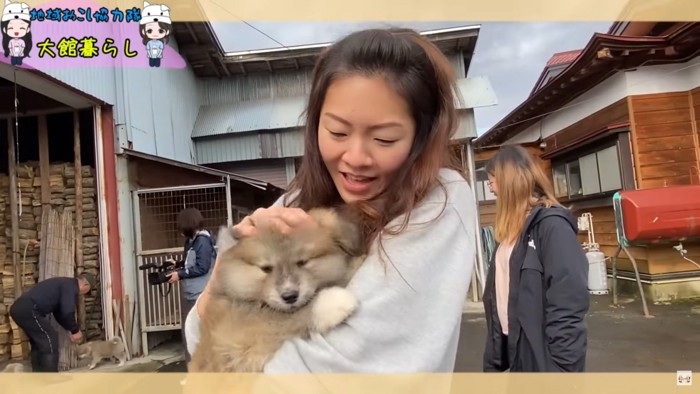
[136,185,229,252]
[133,183,230,354]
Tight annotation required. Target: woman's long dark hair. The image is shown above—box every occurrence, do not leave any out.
[286,28,463,255]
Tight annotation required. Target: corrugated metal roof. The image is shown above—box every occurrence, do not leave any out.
[192,95,307,138]
[546,50,583,67]
[121,148,282,192]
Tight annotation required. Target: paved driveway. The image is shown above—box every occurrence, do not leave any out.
[455,295,700,372]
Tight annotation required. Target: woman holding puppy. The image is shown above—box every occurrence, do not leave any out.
[185,28,477,373]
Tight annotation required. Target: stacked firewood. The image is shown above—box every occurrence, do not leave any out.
[0,161,104,362]
[0,176,12,361]
[0,273,8,362]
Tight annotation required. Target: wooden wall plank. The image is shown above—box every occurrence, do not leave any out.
[636,134,695,153]
[629,92,693,112]
[633,107,693,126]
[634,121,694,139]
[630,92,697,192]
[691,87,700,185]
[639,162,696,179]
[625,90,700,275]
[478,202,496,227]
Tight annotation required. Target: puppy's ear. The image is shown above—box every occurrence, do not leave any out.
[216,226,239,253]
[309,207,365,257]
[333,212,365,257]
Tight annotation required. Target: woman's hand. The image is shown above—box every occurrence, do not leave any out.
[195,206,318,316]
[234,206,318,238]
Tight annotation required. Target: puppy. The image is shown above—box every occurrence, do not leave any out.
[1,363,24,373]
[76,336,128,370]
[188,207,366,372]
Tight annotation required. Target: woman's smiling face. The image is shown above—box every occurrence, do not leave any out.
[5,19,30,38]
[317,75,416,203]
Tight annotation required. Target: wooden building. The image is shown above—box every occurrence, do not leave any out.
[473,22,700,302]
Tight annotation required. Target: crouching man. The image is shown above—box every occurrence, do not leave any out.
[9,273,96,372]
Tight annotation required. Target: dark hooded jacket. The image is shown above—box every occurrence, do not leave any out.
[482,205,590,372]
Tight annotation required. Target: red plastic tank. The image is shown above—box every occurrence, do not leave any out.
[613,185,700,245]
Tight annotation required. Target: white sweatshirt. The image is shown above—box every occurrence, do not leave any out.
[184,168,477,373]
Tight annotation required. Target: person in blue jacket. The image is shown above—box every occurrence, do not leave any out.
[166,207,216,364]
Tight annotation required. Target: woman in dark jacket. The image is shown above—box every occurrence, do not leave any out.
[482,145,590,372]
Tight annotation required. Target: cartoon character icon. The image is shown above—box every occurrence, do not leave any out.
[139,1,172,68]
[1,0,32,66]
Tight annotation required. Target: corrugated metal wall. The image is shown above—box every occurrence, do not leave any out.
[123,64,200,163]
[193,69,312,165]
[193,53,468,165]
[195,128,304,164]
[198,69,314,105]
[209,159,290,189]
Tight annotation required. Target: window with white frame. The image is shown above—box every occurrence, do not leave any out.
[551,144,623,200]
[474,165,496,202]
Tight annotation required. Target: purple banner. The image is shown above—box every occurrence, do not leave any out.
[1,0,187,69]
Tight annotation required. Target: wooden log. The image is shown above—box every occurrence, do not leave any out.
[38,115,50,205]
[38,116,50,283]
[73,111,86,332]
[7,119,21,299]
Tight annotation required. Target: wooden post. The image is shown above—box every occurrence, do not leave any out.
[38,115,50,282]
[74,111,86,331]
[38,115,50,204]
[7,119,21,298]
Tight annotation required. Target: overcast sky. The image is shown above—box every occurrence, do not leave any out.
[209,21,612,135]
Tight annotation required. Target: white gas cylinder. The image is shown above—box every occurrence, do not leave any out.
[586,248,609,295]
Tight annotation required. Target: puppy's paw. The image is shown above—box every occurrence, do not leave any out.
[311,287,358,333]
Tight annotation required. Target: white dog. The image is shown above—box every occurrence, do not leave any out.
[2,0,31,23]
[140,1,171,25]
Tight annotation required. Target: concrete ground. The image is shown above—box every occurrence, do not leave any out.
[153,292,700,373]
[3,293,697,373]
[0,338,183,373]
[455,293,700,373]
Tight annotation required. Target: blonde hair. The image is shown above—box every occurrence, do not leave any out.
[485,145,562,244]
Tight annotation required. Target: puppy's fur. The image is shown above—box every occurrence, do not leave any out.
[76,336,128,370]
[1,363,24,373]
[188,207,366,372]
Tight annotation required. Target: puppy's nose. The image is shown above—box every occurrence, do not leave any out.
[281,291,299,304]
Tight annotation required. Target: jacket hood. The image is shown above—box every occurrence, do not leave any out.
[525,205,578,235]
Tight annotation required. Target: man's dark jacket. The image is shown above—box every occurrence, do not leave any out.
[482,205,590,372]
[19,277,80,334]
